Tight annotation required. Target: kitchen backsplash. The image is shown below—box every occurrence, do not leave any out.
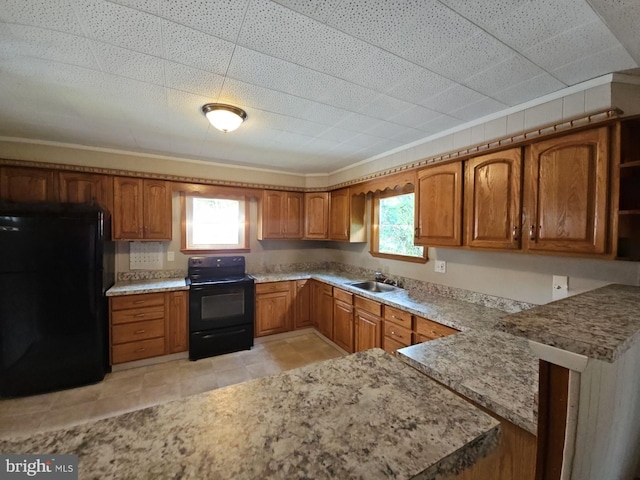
[115,261,536,313]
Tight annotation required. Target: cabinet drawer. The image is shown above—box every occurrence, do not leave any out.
[255,281,292,294]
[354,296,382,316]
[333,288,353,304]
[112,337,166,364]
[383,305,412,329]
[111,293,165,311]
[112,305,165,325]
[383,335,408,354]
[414,316,459,339]
[318,283,333,296]
[112,319,165,345]
[384,322,412,346]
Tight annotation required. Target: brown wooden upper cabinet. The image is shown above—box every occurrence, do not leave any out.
[524,127,609,255]
[465,149,523,250]
[304,192,329,239]
[258,190,304,240]
[59,172,114,213]
[415,162,463,247]
[113,177,172,240]
[329,188,366,242]
[0,167,57,202]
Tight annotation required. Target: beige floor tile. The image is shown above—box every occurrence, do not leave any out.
[245,360,282,379]
[215,367,252,388]
[98,375,144,400]
[236,349,273,366]
[52,382,104,408]
[300,348,340,364]
[210,354,248,373]
[271,352,310,371]
[179,373,219,398]
[139,383,181,408]
[260,340,289,352]
[90,393,143,421]
[0,412,44,439]
[142,367,182,388]
[39,403,96,433]
[179,360,214,379]
[268,344,301,359]
[104,365,149,382]
[0,391,58,417]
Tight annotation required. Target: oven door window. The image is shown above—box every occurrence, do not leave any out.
[200,288,244,322]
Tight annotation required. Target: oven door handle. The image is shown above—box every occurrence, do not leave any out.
[201,328,247,340]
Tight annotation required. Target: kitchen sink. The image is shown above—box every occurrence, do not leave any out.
[348,281,402,293]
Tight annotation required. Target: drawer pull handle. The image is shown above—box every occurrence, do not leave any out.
[135,313,146,318]
[135,348,145,353]
[134,329,146,334]
[133,300,145,304]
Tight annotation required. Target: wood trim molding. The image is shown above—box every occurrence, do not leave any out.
[0,108,623,194]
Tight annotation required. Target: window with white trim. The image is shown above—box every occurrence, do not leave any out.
[182,194,249,252]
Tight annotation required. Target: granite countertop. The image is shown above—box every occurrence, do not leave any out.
[0,350,500,480]
[106,278,189,297]
[398,330,539,435]
[496,284,640,362]
[253,271,508,332]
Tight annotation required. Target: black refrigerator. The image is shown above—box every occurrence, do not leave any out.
[0,202,114,397]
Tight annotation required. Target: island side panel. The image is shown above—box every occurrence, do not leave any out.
[571,340,640,480]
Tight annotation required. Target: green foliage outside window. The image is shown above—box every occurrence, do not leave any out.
[378,193,424,258]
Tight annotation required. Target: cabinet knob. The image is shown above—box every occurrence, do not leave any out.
[512,226,519,242]
[529,225,536,241]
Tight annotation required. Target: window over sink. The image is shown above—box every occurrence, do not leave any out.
[181,193,249,253]
[371,190,426,263]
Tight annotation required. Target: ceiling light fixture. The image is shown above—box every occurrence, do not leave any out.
[201,103,247,133]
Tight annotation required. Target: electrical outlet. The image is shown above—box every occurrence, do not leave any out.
[435,260,446,273]
[552,275,568,300]
[167,251,175,262]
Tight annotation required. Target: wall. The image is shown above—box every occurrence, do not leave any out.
[115,191,329,275]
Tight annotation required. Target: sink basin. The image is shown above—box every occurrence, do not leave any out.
[348,281,402,293]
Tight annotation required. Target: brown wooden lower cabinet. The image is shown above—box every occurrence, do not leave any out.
[255,281,294,337]
[354,296,383,352]
[311,281,334,340]
[333,288,354,352]
[109,290,188,364]
[294,279,312,329]
[451,411,536,480]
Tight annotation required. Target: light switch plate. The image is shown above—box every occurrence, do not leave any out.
[167,251,175,262]
[435,260,446,273]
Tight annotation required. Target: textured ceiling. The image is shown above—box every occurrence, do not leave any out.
[0,0,638,174]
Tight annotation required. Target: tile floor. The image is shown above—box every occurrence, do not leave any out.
[0,332,345,440]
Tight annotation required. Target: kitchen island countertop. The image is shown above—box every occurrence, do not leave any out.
[0,349,500,480]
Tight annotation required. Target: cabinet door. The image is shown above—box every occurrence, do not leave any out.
[260,190,285,239]
[143,180,172,240]
[355,309,382,352]
[113,177,143,239]
[304,192,329,239]
[294,279,312,329]
[465,149,522,249]
[319,288,334,340]
[333,299,354,353]
[415,162,463,246]
[329,188,350,241]
[283,192,304,239]
[0,167,56,202]
[255,283,292,337]
[166,291,188,353]
[59,171,113,212]
[526,127,609,254]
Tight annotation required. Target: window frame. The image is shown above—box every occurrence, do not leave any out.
[370,188,428,263]
[180,192,250,254]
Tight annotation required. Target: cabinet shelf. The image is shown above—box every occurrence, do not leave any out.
[620,160,640,168]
